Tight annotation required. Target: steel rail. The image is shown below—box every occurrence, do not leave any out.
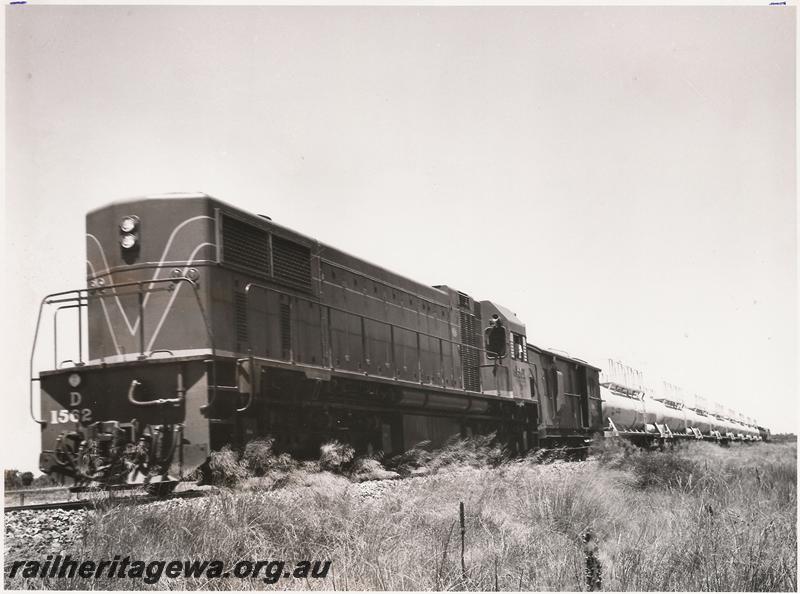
[4,488,209,513]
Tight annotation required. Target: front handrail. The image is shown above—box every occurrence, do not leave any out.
[30,277,215,425]
[54,303,86,368]
[127,373,185,407]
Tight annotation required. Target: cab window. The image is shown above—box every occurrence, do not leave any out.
[510,332,527,361]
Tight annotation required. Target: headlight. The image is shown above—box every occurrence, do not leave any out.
[121,234,137,249]
[68,373,81,388]
[120,216,139,233]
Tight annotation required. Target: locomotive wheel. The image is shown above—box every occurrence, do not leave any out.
[54,433,97,487]
[54,432,84,470]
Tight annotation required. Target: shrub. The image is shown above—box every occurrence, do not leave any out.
[427,433,508,471]
[384,434,508,477]
[350,457,400,481]
[385,441,432,476]
[589,436,641,466]
[31,473,60,488]
[319,440,355,472]
[207,446,250,487]
[627,446,703,490]
[4,469,22,490]
[240,438,298,475]
[241,438,276,475]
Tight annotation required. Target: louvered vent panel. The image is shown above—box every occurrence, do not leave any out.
[272,236,312,292]
[222,215,269,275]
[280,302,291,358]
[234,291,249,345]
[459,310,481,392]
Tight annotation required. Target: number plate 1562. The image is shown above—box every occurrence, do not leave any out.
[50,409,93,424]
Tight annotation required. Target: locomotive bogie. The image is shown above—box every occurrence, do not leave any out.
[38,357,211,487]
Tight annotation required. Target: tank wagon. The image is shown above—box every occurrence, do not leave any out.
[31,193,610,492]
[600,361,762,446]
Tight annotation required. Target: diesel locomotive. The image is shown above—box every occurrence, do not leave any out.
[29,193,767,492]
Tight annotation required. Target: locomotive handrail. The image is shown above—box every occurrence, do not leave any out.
[29,277,215,426]
[235,356,255,413]
[30,288,83,425]
[54,303,86,368]
[127,373,185,407]
[235,387,254,413]
[243,282,491,358]
[146,349,175,358]
[242,282,501,394]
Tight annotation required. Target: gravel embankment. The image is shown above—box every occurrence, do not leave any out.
[5,508,89,559]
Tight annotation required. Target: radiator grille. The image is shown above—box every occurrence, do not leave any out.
[222,215,269,275]
[459,310,481,392]
[272,236,312,292]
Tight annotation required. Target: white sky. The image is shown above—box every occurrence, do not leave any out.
[3,5,797,472]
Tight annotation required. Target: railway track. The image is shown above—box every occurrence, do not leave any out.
[4,487,210,513]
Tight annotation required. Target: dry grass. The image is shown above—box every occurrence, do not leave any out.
[5,440,796,591]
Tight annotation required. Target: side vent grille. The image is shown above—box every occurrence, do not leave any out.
[459,310,481,392]
[234,291,249,346]
[280,301,291,359]
[273,236,312,292]
[222,215,269,275]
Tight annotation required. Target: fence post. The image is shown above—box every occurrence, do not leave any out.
[584,530,602,591]
[459,501,466,581]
